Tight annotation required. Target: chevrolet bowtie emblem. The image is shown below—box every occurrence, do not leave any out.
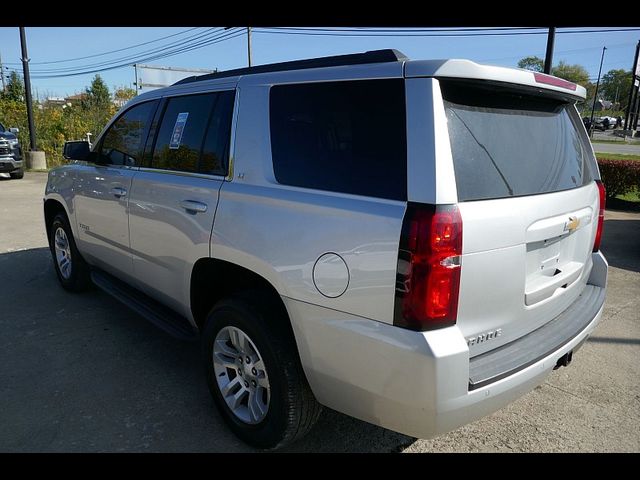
[564,216,580,233]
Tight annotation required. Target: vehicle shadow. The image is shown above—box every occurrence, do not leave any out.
[601,219,640,274]
[0,247,415,452]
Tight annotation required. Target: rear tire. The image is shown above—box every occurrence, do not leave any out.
[10,168,24,179]
[201,293,322,449]
[49,212,92,292]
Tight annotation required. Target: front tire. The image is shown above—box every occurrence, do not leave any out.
[202,294,322,449]
[10,168,24,179]
[49,212,92,292]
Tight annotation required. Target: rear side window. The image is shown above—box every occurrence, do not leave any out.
[151,91,235,175]
[441,80,595,202]
[270,79,407,200]
[200,90,235,175]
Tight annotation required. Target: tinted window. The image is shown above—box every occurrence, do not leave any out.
[270,79,407,200]
[200,90,235,175]
[100,101,157,166]
[441,80,595,202]
[152,94,216,173]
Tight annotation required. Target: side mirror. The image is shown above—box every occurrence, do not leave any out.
[9,127,19,134]
[63,140,91,161]
[86,151,101,164]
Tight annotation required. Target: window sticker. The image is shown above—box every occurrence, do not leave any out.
[169,112,189,149]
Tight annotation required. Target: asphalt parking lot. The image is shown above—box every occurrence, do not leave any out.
[1,172,639,452]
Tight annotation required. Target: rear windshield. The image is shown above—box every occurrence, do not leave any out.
[441,80,595,202]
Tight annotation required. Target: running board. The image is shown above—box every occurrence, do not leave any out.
[91,269,199,342]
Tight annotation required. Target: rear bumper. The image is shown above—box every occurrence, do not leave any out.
[285,251,607,439]
[468,284,605,390]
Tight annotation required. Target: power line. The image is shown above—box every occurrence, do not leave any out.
[480,41,636,63]
[30,28,225,73]
[30,28,239,76]
[30,28,246,79]
[3,27,204,66]
[263,27,545,33]
[582,59,632,71]
[253,27,640,37]
[30,28,224,74]
[20,26,640,81]
[23,27,540,75]
[254,27,549,37]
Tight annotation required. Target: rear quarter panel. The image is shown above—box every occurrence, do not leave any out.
[211,68,407,324]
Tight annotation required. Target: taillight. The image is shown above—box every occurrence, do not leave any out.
[593,180,606,252]
[394,203,462,331]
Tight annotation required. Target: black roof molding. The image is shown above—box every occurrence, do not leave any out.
[173,49,408,86]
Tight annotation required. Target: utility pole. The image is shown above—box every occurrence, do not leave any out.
[589,46,607,138]
[19,27,37,151]
[544,27,556,74]
[624,40,640,133]
[247,27,252,67]
[0,51,5,92]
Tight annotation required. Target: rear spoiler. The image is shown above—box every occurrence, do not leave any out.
[405,59,586,101]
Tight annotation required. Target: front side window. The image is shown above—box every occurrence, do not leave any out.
[269,79,407,200]
[99,101,157,166]
[151,91,235,175]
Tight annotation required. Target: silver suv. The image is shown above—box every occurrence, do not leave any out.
[45,49,608,449]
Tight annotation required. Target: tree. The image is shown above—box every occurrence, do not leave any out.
[80,75,114,142]
[82,74,111,110]
[517,56,544,72]
[113,85,136,106]
[551,61,590,86]
[0,74,116,167]
[3,71,25,102]
[600,69,632,109]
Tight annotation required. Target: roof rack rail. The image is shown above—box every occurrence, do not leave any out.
[173,49,408,86]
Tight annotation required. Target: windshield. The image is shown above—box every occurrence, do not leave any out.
[441,80,595,202]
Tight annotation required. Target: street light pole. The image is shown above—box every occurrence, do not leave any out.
[589,46,607,138]
[19,27,37,151]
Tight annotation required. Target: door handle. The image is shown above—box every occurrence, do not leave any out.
[110,187,127,198]
[180,200,208,213]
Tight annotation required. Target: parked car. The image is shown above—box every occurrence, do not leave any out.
[0,122,23,179]
[582,116,606,132]
[46,50,607,449]
[603,116,618,129]
[612,116,622,128]
[592,117,609,131]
